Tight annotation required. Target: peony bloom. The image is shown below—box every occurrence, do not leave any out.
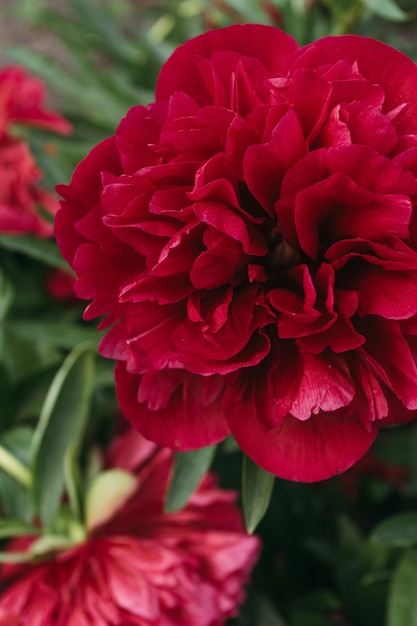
[44,268,77,302]
[0,66,71,135]
[0,137,59,236]
[0,430,260,625]
[0,65,71,236]
[56,25,417,481]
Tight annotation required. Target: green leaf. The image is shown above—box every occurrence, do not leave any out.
[64,442,83,523]
[0,269,13,322]
[0,445,31,487]
[387,549,417,626]
[165,445,217,512]
[85,469,137,531]
[221,435,240,454]
[210,0,270,23]
[30,533,77,557]
[291,590,343,626]
[0,427,34,521]
[10,320,103,350]
[292,614,331,626]
[372,513,417,548]
[6,48,132,130]
[242,455,275,533]
[0,519,39,539]
[362,0,409,21]
[0,365,15,430]
[0,323,61,383]
[69,0,142,64]
[0,551,33,564]
[31,343,95,529]
[338,515,364,553]
[257,596,288,626]
[0,235,69,269]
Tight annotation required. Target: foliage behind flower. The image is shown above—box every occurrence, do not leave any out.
[0,66,71,237]
[55,24,417,482]
[0,429,260,626]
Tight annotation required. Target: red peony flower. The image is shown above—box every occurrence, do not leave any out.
[0,66,71,136]
[0,430,260,625]
[0,65,71,236]
[44,268,77,301]
[0,136,59,236]
[55,25,417,481]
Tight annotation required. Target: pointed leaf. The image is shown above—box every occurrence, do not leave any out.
[0,519,39,539]
[11,320,103,350]
[166,445,217,512]
[221,435,240,454]
[0,427,34,521]
[0,445,31,487]
[0,269,13,322]
[363,0,409,21]
[6,48,132,128]
[0,322,61,383]
[31,343,95,529]
[30,534,77,557]
[85,469,137,531]
[214,0,270,22]
[242,455,275,533]
[64,442,83,522]
[0,551,33,564]
[0,235,69,269]
[69,0,141,63]
[387,549,417,626]
[372,513,417,548]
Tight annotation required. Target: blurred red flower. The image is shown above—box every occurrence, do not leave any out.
[44,268,77,301]
[0,66,71,135]
[0,65,71,236]
[56,25,417,481]
[0,430,260,625]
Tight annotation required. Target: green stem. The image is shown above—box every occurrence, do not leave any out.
[0,445,32,488]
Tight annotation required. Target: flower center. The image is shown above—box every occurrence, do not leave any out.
[267,226,301,270]
[237,183,302,274]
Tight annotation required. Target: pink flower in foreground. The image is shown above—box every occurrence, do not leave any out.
[0,430,260,625]
[0,65,71,236]
[56,25,417,481]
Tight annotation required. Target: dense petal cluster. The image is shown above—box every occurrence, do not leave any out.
[0,66,71,236]
[0,430,259,625]
[56,25,417,481]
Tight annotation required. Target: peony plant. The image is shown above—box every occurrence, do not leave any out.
[2,2,417,624]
